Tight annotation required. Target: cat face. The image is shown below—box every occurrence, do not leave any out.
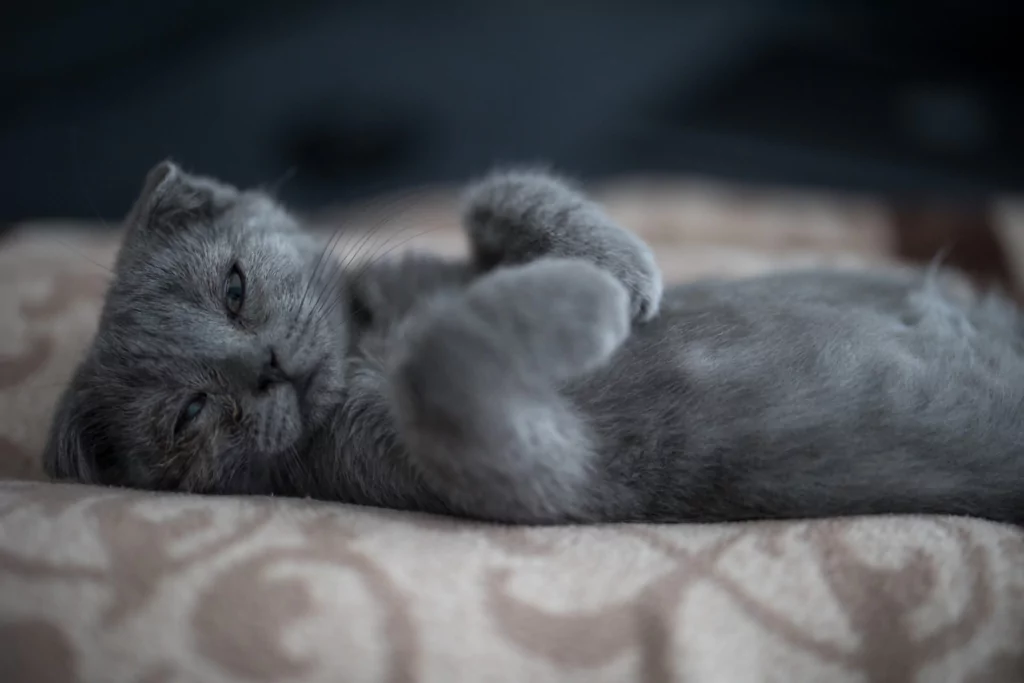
[44,162,348,493]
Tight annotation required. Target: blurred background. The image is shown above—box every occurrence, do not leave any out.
[2,1,1024,482]
[2,0,1020,225]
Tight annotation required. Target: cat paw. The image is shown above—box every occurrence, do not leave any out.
[462,168,663,323]
[608,251,662,324]
[393,259,631,386]
[462,258,632,380]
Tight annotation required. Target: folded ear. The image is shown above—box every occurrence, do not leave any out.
[125,159,239,234]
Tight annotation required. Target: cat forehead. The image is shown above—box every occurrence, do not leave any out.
[118,215,303,289]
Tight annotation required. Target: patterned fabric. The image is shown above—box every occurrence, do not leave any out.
[1,181,1022,682]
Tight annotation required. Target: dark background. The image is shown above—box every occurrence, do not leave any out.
[1,0,1020,223]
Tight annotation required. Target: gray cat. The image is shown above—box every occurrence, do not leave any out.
[44,161,1024,525]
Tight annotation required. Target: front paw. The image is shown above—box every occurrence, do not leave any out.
[468,259,631,379]
[393,259,631,385]
[462,168,663,323]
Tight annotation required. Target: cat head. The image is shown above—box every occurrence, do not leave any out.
[44,161,348,493]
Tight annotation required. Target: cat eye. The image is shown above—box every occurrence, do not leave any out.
[224,264,246,316]
[175,394,207,433]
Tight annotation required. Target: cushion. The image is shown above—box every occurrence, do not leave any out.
[1,178,1022,682]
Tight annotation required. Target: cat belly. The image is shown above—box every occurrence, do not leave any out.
[566,270,1024,523]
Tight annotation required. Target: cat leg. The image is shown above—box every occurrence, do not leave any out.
[387,258,630,523]
[462,168,664,323]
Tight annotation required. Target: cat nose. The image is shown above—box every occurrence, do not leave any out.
[255,348,288,393]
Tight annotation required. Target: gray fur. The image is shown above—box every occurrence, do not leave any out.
[44,161,1024,525]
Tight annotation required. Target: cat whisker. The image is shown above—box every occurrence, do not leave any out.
[310,225,441,331]
[260,166,298,199]
[336,199,417,273]
[295,225,347,326]
[305,223,415,328]
[312,225,443,329]
[302,210,408,329]
[328,187,439,291]
[303,193,432,331]
[45,237,116,278]
[335,186,434,273]
[300,189,432,322]
[350,224,445,282]
[304,230,353,326]
[296,208,412,334]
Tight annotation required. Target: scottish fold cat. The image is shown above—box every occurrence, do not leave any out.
[44,161,1024,524]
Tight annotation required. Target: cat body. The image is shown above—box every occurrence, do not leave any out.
[45,162,1024,525]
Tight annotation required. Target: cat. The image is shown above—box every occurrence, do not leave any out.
[44,160,1024,525]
